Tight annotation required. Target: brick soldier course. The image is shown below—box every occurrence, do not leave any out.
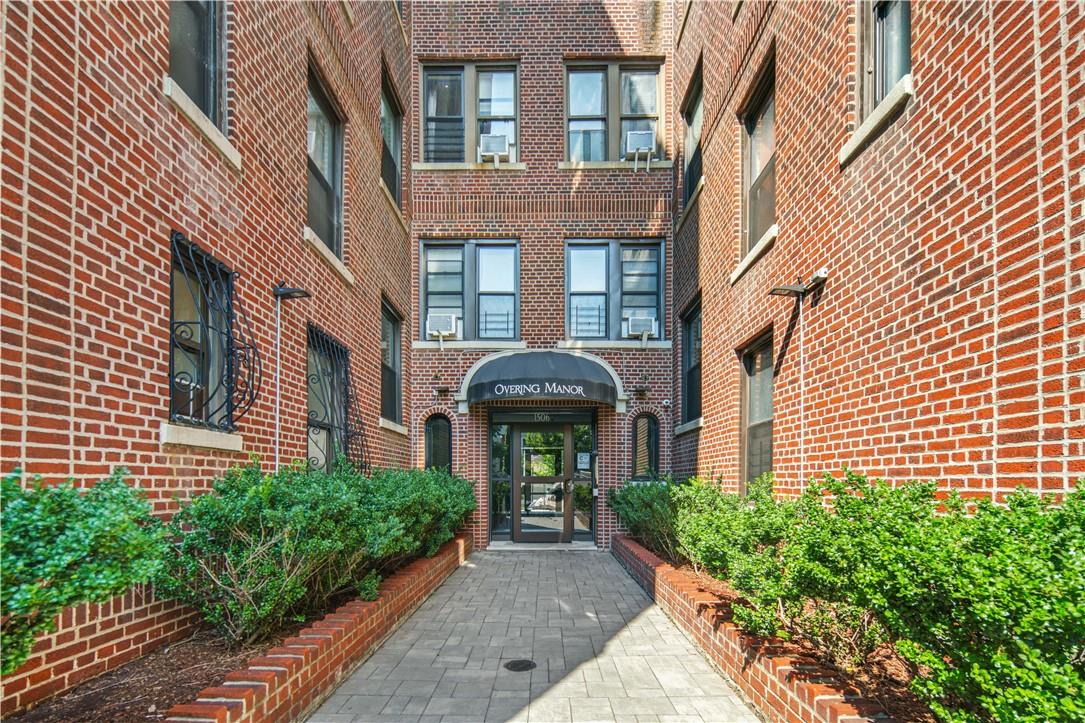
[2,0,1082,716]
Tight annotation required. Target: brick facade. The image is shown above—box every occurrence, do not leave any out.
[2,0,1081,714]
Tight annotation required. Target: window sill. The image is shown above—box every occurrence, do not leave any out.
[838,74,914,167]
[160,421,243,452]
[412,162,527,172]
[162,75,241,172]
[378,417,408,436]
[556,160,673,172]
[303,226,355,287]
[674,416,703,437]
[729,223,778,285]
[675,175,706,236]
[556,339,672,350]
[379,179,409,235]
[413,340,527,350]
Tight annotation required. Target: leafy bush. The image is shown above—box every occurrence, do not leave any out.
[1,470,165,675]
[618,468,1085,722]
[607,478,681,563]
[155,462,475,645]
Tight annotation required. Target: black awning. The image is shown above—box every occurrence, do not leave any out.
[465,351,618,407]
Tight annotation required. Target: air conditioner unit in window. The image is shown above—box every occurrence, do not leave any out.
[478,134,510,167]
[426,312,460,339]
[624,130,656,171]
[625,316,658,338]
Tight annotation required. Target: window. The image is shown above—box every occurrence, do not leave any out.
[742,338,774,486]
[565,63,662,162]
[565,240,664,340]
[422,240,519,341]
[169,0,224,127]
[863,0,912,114]
[423,64,518,163]
[631,414,659,478]
[307,326,353,472]
[682,69,703,204]
[307,70,343,255]
[682,305,701,422]
[380,302,401,422]
[169,230,259,431]
[425,414,452,470]
[742,66,775,253]
[380,77,403,203]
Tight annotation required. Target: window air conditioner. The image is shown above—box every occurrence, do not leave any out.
[624,130,656,171]
[625,316,658,338]
[478,134,510,167]
[426,312,460,339]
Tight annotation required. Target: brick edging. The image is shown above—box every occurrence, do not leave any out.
[163,536,472,723]
[612,535,894,723]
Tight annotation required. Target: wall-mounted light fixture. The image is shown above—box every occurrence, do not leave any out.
[273,281,312,472]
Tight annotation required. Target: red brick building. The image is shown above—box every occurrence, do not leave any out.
[2,0,1081,713]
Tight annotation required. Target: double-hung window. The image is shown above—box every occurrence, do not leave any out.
[743,66,776,253]
[423,64,518,164]
[565,63,662,162]
[864,0,912,114]
[380,76,403,203]
[306,326,351,472]
[631,413,660,479]
[380,302,401,423]
[742,337,774,487]
[422,240,519,341]
[565,240,664,340]
[681,305,702,423]
[682,69,703,204]
[169,0,224,127]
[307,70,344,255]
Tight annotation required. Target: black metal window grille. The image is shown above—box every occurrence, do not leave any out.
[631,413,659,479]
[682,305,702,423]
[307,68,343,255]
[169,0,224,128]
[424,68,465,162]
[380,302,401,422]
[169,230,260,431]
[380,78,402,203]
[425,414,452,470]
[742,337,774,487]
[306,325,369,473]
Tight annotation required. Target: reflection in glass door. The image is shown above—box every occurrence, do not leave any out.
[513,426,567,542]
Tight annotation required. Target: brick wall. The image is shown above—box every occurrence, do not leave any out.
[669,0,1084,495]
[1,0,412,711]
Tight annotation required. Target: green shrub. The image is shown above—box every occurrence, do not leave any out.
[154,462,475,645]
[607,478,681,562]
[1,470,165,675]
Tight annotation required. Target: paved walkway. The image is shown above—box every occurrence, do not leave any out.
[307,551,758,723]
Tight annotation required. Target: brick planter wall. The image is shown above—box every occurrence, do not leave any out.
[161,536,471,723]
[613,535,892,723]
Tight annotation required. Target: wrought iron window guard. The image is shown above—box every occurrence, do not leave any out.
[169,230,261,432]
[307,324,370,473]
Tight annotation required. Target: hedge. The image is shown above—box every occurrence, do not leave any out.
[607,471,1085,723]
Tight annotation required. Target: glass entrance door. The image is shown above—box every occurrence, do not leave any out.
[512,425,569,542]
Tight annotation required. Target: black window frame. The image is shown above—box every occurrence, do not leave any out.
[380,301,402,423]
[421,239,520,341]
[380,71,404,204]
[741,335,774,490]
[307,67,345,257]
[169,0,225,129]
[863,0,912,115]
[681,303,702,423]
[424,414,452,470]
[741,61,776,255]
[682,65,703,205]
[631,413,660,479]
[565,239,665,341]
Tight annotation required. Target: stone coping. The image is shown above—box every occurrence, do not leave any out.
[612,535,893,723]
[163,536,472,723]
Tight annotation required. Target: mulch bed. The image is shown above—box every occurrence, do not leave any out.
[7,625,303,723]
[674,563,935,723]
